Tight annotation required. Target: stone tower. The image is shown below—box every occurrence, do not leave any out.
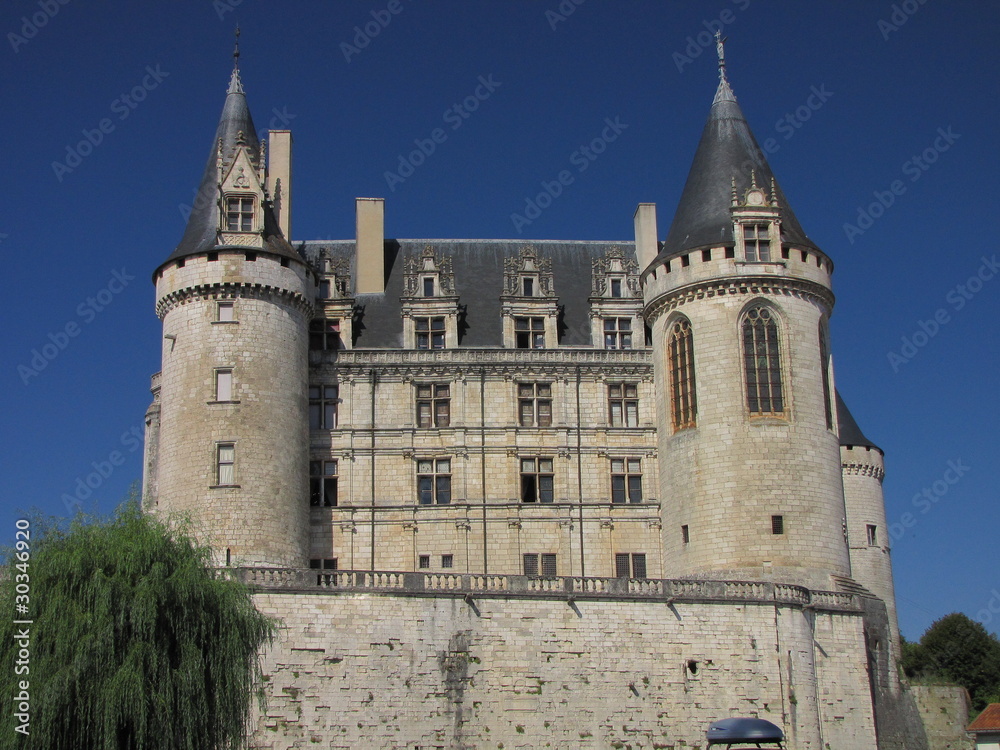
[146,53,312,567]
[642,40,850,589]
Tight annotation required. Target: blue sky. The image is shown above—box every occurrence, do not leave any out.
[2,0,997,642]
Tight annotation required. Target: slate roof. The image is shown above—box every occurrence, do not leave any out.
[836,391,882,452]
[652,71,819,267]
[300,239,637,348]
[968,703,1000,732]
[159,66,299,271]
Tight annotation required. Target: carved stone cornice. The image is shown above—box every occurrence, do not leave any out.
[156,281,314,319]
[841,461,885,482]
[644,275,835,324]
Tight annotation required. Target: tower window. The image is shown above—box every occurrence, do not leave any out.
[743,306,784,415]
[216,443,236,486]
[610,458,642,503]
[217,301,235,322]
[615,553,647,578]
[309,319,342,351]
[310,460,338,507]
[610,278,622,297]
[681,525,690,544]
[771,515,784,535]
[518,383,552,427]
[520,458,554,503]
[603,317,633,349]
[867,524,879,546]
[417,458,451,505]
[514,317,545,349]
[668,318,697,431]
[309,385,339,429]
[415,317,446,349]
[819,324,834,429]
[226,197,254,232]
[743,223,771,262]
[522,277,534,296]
[608,383,639,427]
[423,277,435,296]
[523,553,557,577]
[416,384,450,428]
[215,369,233,402]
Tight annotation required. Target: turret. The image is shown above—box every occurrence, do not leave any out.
[642,36,849,589]
[145,39,312,567]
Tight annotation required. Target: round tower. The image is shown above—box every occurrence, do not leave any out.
[149,57,312,567]
[642,43,850,589]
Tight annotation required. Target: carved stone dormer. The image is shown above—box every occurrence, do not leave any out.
[589,246,644,349]
[501,246,560,349]
[217,129,267,249]
[312,251,356,352]
[731,172,782,264]
[401,246,460,349]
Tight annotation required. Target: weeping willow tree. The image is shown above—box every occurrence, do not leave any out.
[0,490,277,749]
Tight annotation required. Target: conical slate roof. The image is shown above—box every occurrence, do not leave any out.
[159,66,299,270]
[836,391,881,452]
[653,71,819,264]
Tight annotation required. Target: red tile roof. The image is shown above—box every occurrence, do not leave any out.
[968,703,1000,732]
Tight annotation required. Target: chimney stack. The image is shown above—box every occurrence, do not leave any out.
[633,203,658,272]
[356,197,385,294]
[267,130,293,240]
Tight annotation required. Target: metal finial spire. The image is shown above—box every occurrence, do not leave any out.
[715,30,727,81]
[228,26,244,94]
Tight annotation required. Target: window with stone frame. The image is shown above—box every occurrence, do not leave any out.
[216,443,236,486]
[225,196,254,232]
[309,460,338,507]
[523,553,557,577]
[608,382,639,427]
[742,306,784,415]
[514,317,545,349]
[216,301,235,322]
[441,554,454,569]
[603,317,633,349]
[518,382,552,427]
[743,223,771,262]
[215,369,233,402]
[771,515,785,535]
[319,276,348,299]
[614,553,647,578]
[417,458,451,505]
[415,316,446,350]
[520,457,554,503]
[611,458,643,503]
[867,524,879,546]
[309,385,338,429]
[416,383,450,428]
[668,318,697,431]
[309,319,342,350]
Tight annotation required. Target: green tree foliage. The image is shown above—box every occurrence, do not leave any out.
[902,613,1000,712]
[0,493,276,749]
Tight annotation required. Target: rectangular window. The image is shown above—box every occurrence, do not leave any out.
[523,553,538,576]
[523,553,556,577]
[226,196,254,232]
[217,301,235,322]
[518,383,552,427]
[682,525,690,544]
[744,223,771,262]
[522,277,534,296]
[771,515,784,535]
[415,317,446,349]
[216,443,235,486]
[615,553,648,578]
[608,383,639,427]
[603,317,633,349]
[309,319,342,351]
[418,555,430,569]
[514,317,545,349]
[309,558,338,570]
[867,524,879,546]
[417,459,451,505]
[610,458,642,503]
[215,369,233,401]
[610,278,622,297]
[309,460,338,507]
[423,277,435,296]
[416,384,450,428]
[309,385,339,429]
[520,457,554,503]
[441,554,453,569]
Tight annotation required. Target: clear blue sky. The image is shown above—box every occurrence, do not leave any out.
[2,0,997,642]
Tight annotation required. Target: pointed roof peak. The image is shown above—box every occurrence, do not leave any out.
[712,31,737,104]
[836,391,882,453]
[228,25,244,94]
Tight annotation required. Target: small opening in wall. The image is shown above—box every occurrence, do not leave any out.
[281,257,290,268]
[245,252,257,262]
[781,247,790,260]
[681,254,690,267]
[724,247,735,259]
[800,250,809,262]
[441,554,454,569]
[702,249,712,262]
[771,515,785,535]
[418,555,430,569]
[177,258,185,268]
[226,548,231,566]
[687,660,699,675]
[207,252,218,262]
[664,260,671,273]
[681,525,690,544]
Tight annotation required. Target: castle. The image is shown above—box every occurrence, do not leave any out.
[141,38,932,750]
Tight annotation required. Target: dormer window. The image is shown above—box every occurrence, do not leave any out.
[415,317,446,349]
[423,277,435,296]
[743,223,771,262]
[522,277,535,296]
[226,196,254,232]
[610,278,622,298]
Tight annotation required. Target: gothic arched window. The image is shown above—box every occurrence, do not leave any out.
[742,306,784,415]
[668,318,697,431]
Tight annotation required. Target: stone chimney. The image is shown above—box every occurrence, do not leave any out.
[267,130,293,240]
[356,197,385,294]
[633,203,658,272]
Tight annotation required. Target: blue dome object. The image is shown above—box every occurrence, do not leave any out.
[707,717,785,745]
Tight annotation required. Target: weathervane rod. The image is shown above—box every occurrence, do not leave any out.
[715,30,727,80]
[233,25,241,68]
